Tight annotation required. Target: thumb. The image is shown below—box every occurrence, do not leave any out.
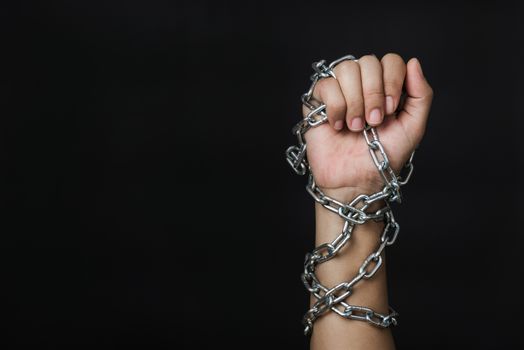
[398,57,434,146]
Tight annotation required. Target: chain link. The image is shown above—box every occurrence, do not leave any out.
[286,54,416,336]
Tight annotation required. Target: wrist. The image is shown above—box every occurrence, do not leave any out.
[313,187,387,272]
[314,201,385,245]
[316,186,386,218]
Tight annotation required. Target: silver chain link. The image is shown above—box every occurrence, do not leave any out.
[286,54,415,336]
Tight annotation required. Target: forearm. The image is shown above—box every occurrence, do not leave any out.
[310,190,395,350]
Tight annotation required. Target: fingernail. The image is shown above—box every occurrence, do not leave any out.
[350,117,363,130]
[369,108,382,124]
[386,96,394,115]
[334,120,344,130]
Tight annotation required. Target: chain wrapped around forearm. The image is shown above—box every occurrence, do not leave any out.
[285,55,415,336]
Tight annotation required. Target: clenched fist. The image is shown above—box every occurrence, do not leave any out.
[303,53,433,199]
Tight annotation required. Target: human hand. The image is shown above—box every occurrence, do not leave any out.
[303,54,433,200]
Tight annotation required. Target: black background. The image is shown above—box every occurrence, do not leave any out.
[4,0,524,349]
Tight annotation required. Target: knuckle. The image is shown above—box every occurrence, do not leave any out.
[345,95,363,109]
[332,98,346,111]
[421,86,434,101]
[383,80,403,93]
[359,54,378,63]
[346,95,363,106]
[328,99,346,116]
[363,89,384,99]
[382,52,404,63]
[334,60,359,75]
[427,86,434,97]
[313,78,331,100]
[315,78,329,93]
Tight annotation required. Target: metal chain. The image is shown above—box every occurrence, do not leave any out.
[285,54,416,336]
[301,209,400,335]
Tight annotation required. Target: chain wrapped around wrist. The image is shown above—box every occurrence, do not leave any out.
[285,55,415,336]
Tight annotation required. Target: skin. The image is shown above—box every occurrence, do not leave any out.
[303,53,433,350]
